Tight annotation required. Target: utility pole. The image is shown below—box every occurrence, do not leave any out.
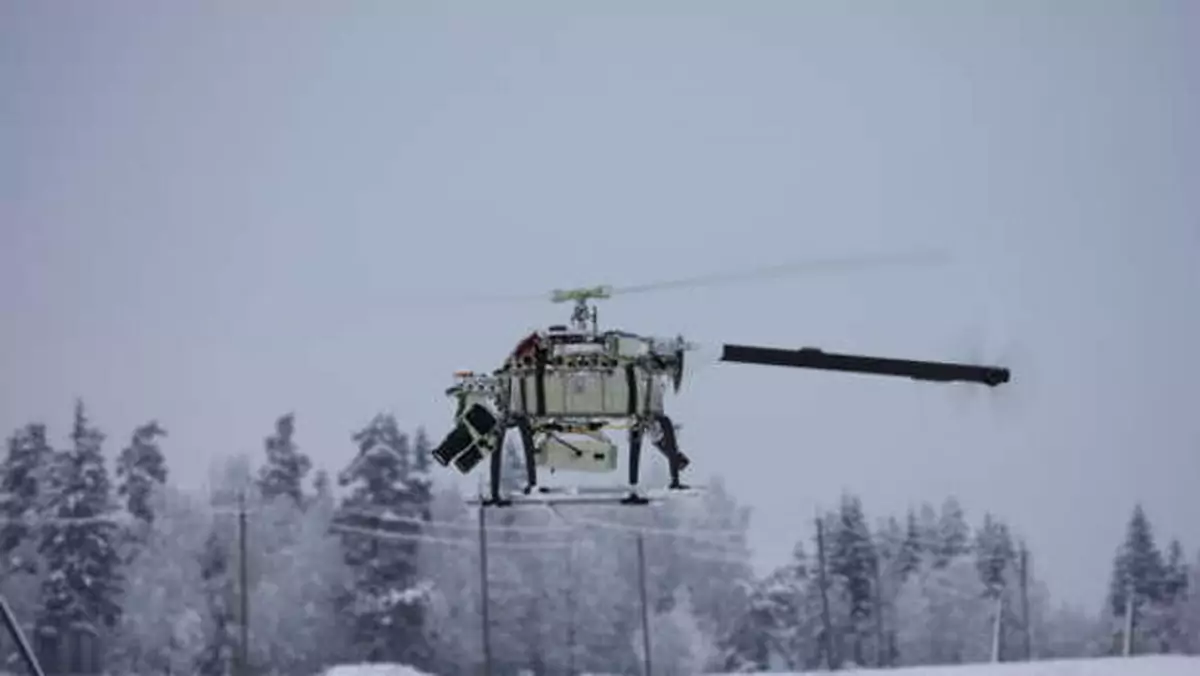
[990,594,1004,663]
[1122,581,1134,657]
[478,506,493,676]
[1018,544,1031,660]
[815,516,838,670]
[237,489,250,676]
[636,533,653,676]
[871,554,885,667]
[565,540,577,676]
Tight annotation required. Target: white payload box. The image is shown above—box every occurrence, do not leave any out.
[535,432,619,473]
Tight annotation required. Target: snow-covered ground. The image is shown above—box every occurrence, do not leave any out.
[711,655,1200,675]
[319,655,1200,676]
[321,664,432,676]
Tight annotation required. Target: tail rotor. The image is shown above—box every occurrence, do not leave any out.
[946,320,1028,419]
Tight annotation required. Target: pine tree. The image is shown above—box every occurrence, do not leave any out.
[36,400,124,638]
[1143,537,1191,654]
[110,485,209,675]
[115,421,168,524]
[1107,503,1166,654]
[312,468,331,502]
[409,427,434,520]
[0,423,55,575]
[1162,539,1188,604]
[897,509,922,578]
[936,496,971,567]
[196,454,251,676]
[827,493,878,666]
[483,441,569,673]
[974,513,1016,598]
[730,541,833,670]
[1181,550,1200,654]
[894,555,992,665]
[304,468,333,513]
[196,525,236,676]
[257,413,311,506]
[246,474,354,674]
[631,588,714,676]
[873,516,909,667]
[336,413,430,668]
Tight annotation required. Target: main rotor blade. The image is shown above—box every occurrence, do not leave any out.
[606,249,950,298]
[392,249,952,310]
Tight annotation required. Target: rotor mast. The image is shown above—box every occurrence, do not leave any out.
[550,285,612,334]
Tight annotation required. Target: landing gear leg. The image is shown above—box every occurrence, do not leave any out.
[652,414,691,490]
[622,424,650,505]
[483,426,511,507]
[515,416,539,495]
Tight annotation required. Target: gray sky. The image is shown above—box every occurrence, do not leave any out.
[3,1,1198,610]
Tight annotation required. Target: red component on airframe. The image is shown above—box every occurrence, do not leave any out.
[510,332,541,362]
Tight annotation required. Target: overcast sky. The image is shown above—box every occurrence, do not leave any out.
[3,1,1198,611]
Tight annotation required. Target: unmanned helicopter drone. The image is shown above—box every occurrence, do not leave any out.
[430,255,1011,508]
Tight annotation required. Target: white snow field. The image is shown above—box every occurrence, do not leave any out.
[320,665,432,676]
[318,655,1200,676]
[710,656,1200,676]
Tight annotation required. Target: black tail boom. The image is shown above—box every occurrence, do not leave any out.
[720,344,1009,387]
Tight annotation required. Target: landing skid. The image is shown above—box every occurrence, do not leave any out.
[467,485,705,508]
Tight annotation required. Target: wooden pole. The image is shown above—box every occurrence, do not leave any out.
[565,540,577,676]
[637,533,653,676]
[478,506,493,676]
[871,554,885,667]
[1018,544,1031,660]
[990,594,1004,663]
[237,489,250,676]
[1122,581,1134,657]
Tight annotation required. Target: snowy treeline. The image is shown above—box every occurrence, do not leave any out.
[0,401,1197,675]
[722,496,1199,672]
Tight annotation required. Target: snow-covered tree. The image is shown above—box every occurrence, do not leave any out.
[936,496,972,567]
[916,502,940,552]
[109,484,209,675]
[721,576,782,671]
[975,513,1016,599]
[674,476,755,651]
[568,525,632,673]
[722,541,825,671]
[115,421,168,525]
[1107,503,1166,654]
[898,509,923,579]
[196,453,253,676]
[827,493,878,667]
[1040,603,1106,658]
[1134,536,1192,654]
[257,413,311,506]
[246,488,354,674]
[873,515,910,667]
[894,554,991,665]
[0,423,55,672]
[409,427,434,515]
[631,587,714,676]
[0,423,55,575]
[1178,550,1200,654]
[311,468,332,505]
[337,413,432,668]
[36,400,124,642]
[481,443,577,674]
[418,485,482,676]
